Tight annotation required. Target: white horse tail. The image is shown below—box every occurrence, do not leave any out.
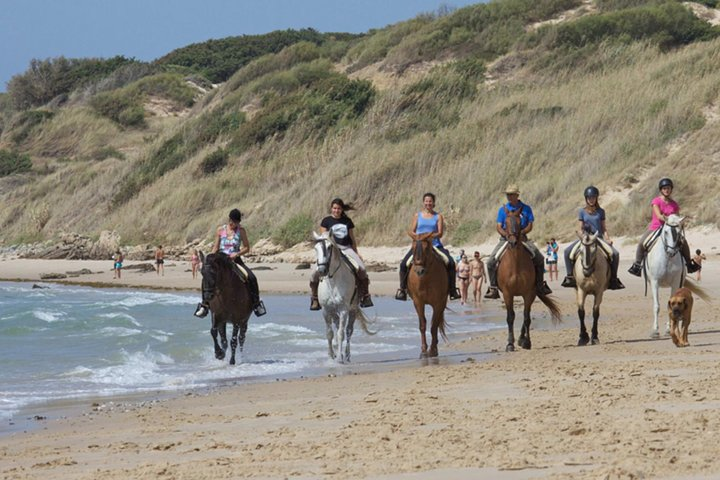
[682,277,712,303]
[355,308,378,336]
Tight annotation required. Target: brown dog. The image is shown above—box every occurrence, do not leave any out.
[668,287,693,347]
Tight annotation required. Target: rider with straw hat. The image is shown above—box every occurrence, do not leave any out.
[484,184,552,299]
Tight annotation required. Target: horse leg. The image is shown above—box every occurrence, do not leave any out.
[345,310,356,363]
[518,300,532,350]
[651,282,661,338]
[324,314,335,360]
[591,292,603,345]
[229,323,239,365]
[505,299,516,352]
[238,322,248,354]
[413,301,429,358]
[428,307,442,357]
[576,289,589,346]
[336,311,348,364]
[210,317,226,360]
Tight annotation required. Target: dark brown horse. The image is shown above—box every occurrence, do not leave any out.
[199,251,253,365]
[407,232,448,358]
[497,210,561,352]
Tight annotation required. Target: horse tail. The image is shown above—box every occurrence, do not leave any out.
[683,278,712,303]
[356,308,378,336]
[538,293,563,325]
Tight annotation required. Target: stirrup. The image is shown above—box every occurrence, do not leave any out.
[627,262,642,277]
[310,297,321,310]
[253,300,267,317]
[538,281,552,295]
[360,295,374,308]
[193,303,209,318]
[395,289,407,301]
[561,276,576,288]
[484,287,499,299]
[686,260,701,274]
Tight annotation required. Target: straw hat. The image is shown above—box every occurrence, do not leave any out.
[504,184,521,195]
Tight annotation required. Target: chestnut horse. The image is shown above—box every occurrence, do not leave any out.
[497,210,561,352]
[198,251,252,365]
[407,232,448,358]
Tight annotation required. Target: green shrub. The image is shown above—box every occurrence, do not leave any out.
[134,73,197,107]
[10,110,54,144]
[272,214,313,247]
[200,148,229,174]
[92,147,125,161]
[91,89,145,127]
[452,219,483,245]
[0,149,32,176]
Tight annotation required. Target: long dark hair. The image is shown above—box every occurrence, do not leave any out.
[331,198,355,218]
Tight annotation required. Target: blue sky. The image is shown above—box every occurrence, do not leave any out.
[0,0,483,92]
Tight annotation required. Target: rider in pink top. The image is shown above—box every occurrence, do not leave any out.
[628,178,700,276]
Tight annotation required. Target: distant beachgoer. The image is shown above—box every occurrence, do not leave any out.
[455,249,465,265]
[155,245,165,276]
[693,249,706,281]
[470,251,486,303]
[457,254,471,305]
[546,238,559,281]
[191,248,201,280]
[113,250,124,279]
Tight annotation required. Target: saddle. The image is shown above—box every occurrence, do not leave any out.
[230,261,249,283]
[338,249,359,275]
[404,246,451,268]
[494,240,534,263]
[569,238,614,263]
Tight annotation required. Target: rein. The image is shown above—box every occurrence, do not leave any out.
[662,223,682,257]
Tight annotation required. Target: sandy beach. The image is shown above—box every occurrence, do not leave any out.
[1,233,719,479]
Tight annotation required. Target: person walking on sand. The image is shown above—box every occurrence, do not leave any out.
[470,251,486,303]
[194,208,267,318]
[693,249,706,281]
[113,250,124,279]
[395,192,461,301]
[627,178,701,277]
[155,245,165,276]
[484,184,552,299]
[190,248,201,280]
[549,238,559,281]
[309,198,373,310]
[457,254,471,305]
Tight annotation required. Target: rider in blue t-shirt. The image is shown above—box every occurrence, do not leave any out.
[484,184,551,299]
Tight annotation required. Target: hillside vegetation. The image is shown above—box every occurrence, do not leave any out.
[1,0,720,250]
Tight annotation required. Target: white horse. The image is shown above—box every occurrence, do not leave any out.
[312,231,374,363]
[645,214,688,337]
[573,231,610,346]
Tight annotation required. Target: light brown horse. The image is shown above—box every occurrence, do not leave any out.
[573,231,610,346]
[407,232,448,358]
[497,210,561,352]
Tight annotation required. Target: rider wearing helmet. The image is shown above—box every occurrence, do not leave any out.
[484,184,552,299]
[561,186,625,290]
[627,178,700,276]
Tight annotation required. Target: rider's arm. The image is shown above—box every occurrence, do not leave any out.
[575,219,585,236]
[211,227,221,254]
[237,227,250,257]
[496,222,506,237]
[521,221,533,236]
[349,228,359,253]
[601,219,613,245]
[409,213,419,235]
[652,203,666,224]
[436,214,444,239]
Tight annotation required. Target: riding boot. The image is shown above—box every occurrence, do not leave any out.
[448,261,461,300]
[309,273,321,310]
[535,263,552,295]
[681,241,701,273]
[608,252,625,290]
[395,261,409,301]
[357,272,374,308]
[246,271,266,317]
[561,275,576,288]
[194,278,212,318]
[484,262,500,299]
[629,238,646,277]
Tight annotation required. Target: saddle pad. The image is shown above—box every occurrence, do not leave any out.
[569,239,613,263]
[642,228,662,251]
[232,262,248,283]
[404,247,450,267]
[339,250,359,273]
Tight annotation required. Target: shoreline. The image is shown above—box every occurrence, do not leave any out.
[2,253,720,478]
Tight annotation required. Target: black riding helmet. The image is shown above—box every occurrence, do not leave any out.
[584,185,599,198]
[658,178,674,190]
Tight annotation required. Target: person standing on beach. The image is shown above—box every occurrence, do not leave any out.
[194,208,266,318]
[155,245,165,276]
[561,186,624,290]
[457,254,471,305]
[395,192,461,302]
[627,178,701,277]
[190,249,201,280]
[113,250,124,279]
[484,184,551,299]
[309,198,373,311]
[470,251,486,303]
[693,249,706,281]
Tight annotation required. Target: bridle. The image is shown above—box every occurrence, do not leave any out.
[579,232,599,277]
[661,221,683,258]
[314,237,342,278]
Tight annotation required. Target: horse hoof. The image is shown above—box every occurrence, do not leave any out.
[578,333,590,346]
[520,340,531,350]
[230,358,236,365]
[591,337,600,345]
[650,331,660,339]
[428,349,439,358]
[506,344,515,352]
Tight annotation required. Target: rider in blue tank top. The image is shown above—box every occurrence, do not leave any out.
[395,192,461,301]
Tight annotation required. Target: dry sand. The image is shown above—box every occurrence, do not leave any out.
[1,233,719,479]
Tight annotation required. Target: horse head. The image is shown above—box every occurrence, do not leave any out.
[408,231,435,276]
[505,209,523,247]
[577,231,600,276]
[661,214,685,257]
[312,231,334,277]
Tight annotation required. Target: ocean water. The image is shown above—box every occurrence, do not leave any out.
[0,281,504,428]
